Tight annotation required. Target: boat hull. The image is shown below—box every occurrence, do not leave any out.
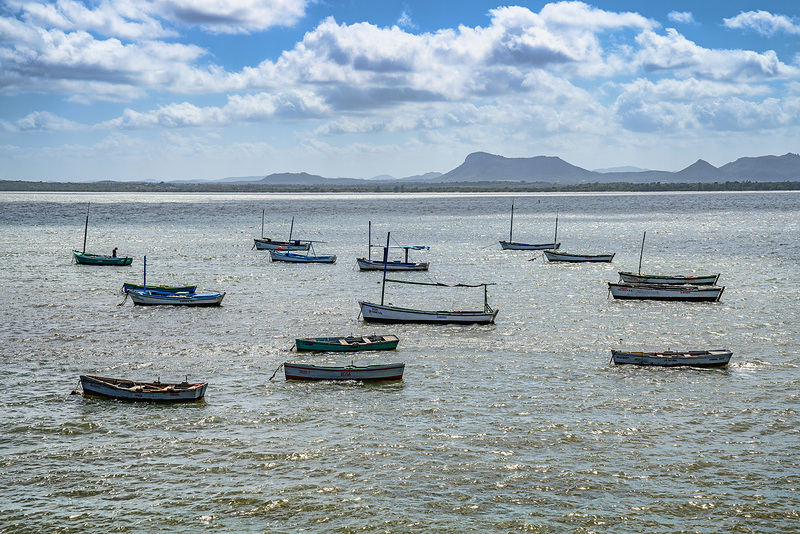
[500,241,560,250]
[543,251,614,262]
[356,258,429,271]
[80,375,208,401]
[284,363,405,381]
[73,251,132,266]
[254,239,310,251]
[296,335,399,352]
[269,251,337,263]
[618,272,720,285]
[359,301,498,325]
[611,350,732,368]
[128,289,225,306]
[608,282,724,301]
[122,283,196,293]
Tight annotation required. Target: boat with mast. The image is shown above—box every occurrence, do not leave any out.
[253,209,311,251]
[356,221,429,271]
[542,212,614,263]
[617,231,720,285]
[269,217,336,263]
[72,203,133,266]
[124,257,225,306]
[499,200,560,250]
[358,232,498,324]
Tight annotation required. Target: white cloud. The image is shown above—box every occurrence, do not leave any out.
[668,11,694,25]
[724,10,800,36]
[634,29,798,82]
[152,0,311,34]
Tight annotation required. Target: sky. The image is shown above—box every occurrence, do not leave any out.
[2,1,800,181]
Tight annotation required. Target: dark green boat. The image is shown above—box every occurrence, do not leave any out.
[73,250,132,266]
[295,334,399,352]
[73,203,132,266]
[122,283,196,293]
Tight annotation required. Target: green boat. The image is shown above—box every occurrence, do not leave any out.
[295,334,399,352]
[73,250,133,266]
[122,283,196,294]
[72,203,132,266]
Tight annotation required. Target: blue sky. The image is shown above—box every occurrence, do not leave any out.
[2,0,800,181]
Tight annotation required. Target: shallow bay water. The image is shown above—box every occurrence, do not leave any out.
[0,191,798,532]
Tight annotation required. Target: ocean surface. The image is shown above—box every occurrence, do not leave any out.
[0,191,798,533]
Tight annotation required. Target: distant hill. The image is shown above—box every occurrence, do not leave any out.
[436,152,595,184]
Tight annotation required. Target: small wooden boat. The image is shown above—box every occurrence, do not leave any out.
[618,232,719,285]
[541,213,613,262]
[618,272,720,285]
[359,232,498,325]
[253,209,310,250]
[268,216,335,263]
[296,334,399,352]
[73,250,133,266]
[611,349,732,368]
[79,375,208,401]
[357,221,429,271]
[608,282,724,301]
[270,250,337,263]
[122,283,196,294]
[499,201,560,250]
[283,362,405,381]
[544,250,615,263]
[254,238,310,251]
[127,289,225,306]
[73,203,132,265]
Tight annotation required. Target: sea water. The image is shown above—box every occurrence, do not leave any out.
[0,191,798,532]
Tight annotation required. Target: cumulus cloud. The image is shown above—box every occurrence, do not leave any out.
[152,0,311,34]
[724,10,800,36]
[634,28,798,82]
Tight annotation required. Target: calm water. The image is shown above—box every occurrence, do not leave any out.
[1,191,798,533]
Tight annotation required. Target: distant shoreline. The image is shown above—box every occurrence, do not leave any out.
[2,180,800,193]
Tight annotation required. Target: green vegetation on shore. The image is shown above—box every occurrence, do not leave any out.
[2,179,799,193]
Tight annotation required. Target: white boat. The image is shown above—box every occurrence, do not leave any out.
[611,349,732,368]
[79,375,208,401]
[268,216,335,263]
[253,210,310,250]
[283,362,405,381]
[618,272,720,285]
[499,201,560,250]
[357,221,429,271]
[359,231,498,325]
[608,282,724,301]
[542,213,613,262]
[123,256,225,306]
[544,250,615,263]
[359,301,498,324]
[128,289,225,306]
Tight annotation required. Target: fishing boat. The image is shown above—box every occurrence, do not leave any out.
[122,283,196,294]
[610,349,732,368]
[499,201,560,250]
[359,232,498,325]
[79,375,208,401]
[617,231,719,285]
[542,213,613,263]
[253,209,310,251]
[268,217,336,263]
[127,289,225,306]
[608,282,724,301]
[296,334,399,352]
[123,256,224,306]
[544,250,615,263]
[283,362,405,381]
[72,203,132,266]
[357,222,429,271]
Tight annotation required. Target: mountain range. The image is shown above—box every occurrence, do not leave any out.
[218,152,800,186]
